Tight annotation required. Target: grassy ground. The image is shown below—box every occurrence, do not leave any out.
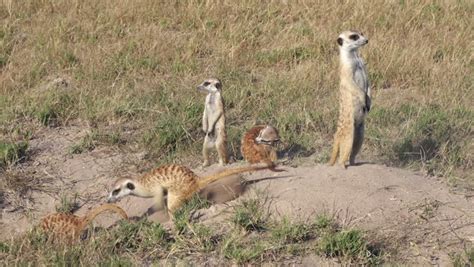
[0,194,387,265]
[1,189,472,265]
[1,1,472,186]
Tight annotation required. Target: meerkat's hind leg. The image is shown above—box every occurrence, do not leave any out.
[216,138,228,166]
[269,147,278,162]
[145,186,167,216]
[202,136,211,167]
[167,192,187,216]
[338,125,355,169]
[165,193,184,222]
[350,123,365,166]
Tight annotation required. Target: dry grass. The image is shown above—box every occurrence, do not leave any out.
[1,0,472,186]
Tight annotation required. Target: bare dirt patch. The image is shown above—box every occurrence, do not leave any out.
[1,124,145,238]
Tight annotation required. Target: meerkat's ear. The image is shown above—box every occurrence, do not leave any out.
[337,37,343,46]
[215,81,222,90]
[126,182,135,190]
[112,188,120,196]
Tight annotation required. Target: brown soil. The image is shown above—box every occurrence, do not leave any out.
[1,125,472,265]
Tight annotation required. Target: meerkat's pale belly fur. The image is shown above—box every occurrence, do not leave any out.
[202,92,228,165]
[241,125,277,164]
[329,49,370,167]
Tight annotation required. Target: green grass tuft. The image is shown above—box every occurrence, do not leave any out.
[221,234,265,264]
[55,193,80,213]
[0,242,9,253]
[314,214,335,231]
[111,219,170,254]
[69,130,124,154]
[34,91,76,127]
[231,198,269,232]
[318,229,381,264]
[0,141,28,167]
[173,194,211,234]
[451,246,474,267]
[271,217,313,244]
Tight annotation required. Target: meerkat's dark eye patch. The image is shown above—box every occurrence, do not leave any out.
[203,82,210,86]
[126,183,135,190]
[112,189,120,196]
[337,37,343,46]
[349,34,359,41]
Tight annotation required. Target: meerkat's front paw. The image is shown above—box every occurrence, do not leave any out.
[202,161,210,168]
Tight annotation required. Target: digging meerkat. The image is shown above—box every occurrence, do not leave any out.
[40,203,128,242]
[198,78,228,167]
[107,163,273,219]
[328,30,371,168]
[241,125,281,170]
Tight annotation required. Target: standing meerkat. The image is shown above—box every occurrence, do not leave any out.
[40,203,128,242]
[107,163,272,218]
[241,125,280,166]
[328,30,371,168]
[198,78,228,167]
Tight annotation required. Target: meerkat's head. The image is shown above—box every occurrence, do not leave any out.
[256,125,280,146]
[197,78,222,94]
[107,178,136,203]
[337,31,368,51]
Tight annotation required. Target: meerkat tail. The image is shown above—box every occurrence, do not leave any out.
[80,204,128,230]
[198,164,271,189]
[328,139,340,166]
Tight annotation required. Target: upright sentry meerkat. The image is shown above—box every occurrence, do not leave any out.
[40,203,128,242]
[328,30,371,168]
[198,78,228,167]
[107,164,272,218]
[241,125,280,166]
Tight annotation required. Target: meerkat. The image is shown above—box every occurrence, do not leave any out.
[107,163,273,218]
[197,78,228,167]
[40,203,128,242]
[241,125,280,168]
[328,30,371,168]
